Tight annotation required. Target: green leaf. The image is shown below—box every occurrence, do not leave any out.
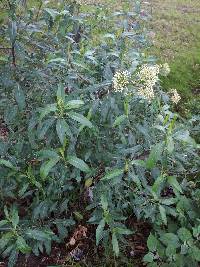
[15,84,25,111]
[112,233,119,257]
[143,252,154,263]
[57,84,65,102]
[67,156,90,173]
[37,150,60,160]
[146,143,163,169]
[86,81,112,93]
[16,236,31,253]
[100,194,108,211]
[26,229,53,241]
[159,205,167,225]
[40,158,59,179]
[174,130,195,145]
[181,244,189,255]
[113,115,127,127]
[68,111,93,128]
[177,228,192,242]
[8,250,18,267]
[96,219,105,245]
[167,136,174,153]
[8,21,17,43]
[11,208,19,229]
[0,159,16,170]
[44,8,60,20]
[114,227,133,235]
[78,107,93,134]
[85,178,93,187]
[0,220,8,227]
[147,233,158,251]
[2,244,14,258]
[165,245,176,257]
[39,104,57,120]
[73,211,83,221]
[38,118,55,140]
[161,198,177,205]
[124,100,130,117]
[152,176,166,193]
[160,233,180,248]
[191,246,200,261]
[168,176,183,194]
[65,100,84,110]
[56,119,71,145]
[101,169,124,181]
[48,58,66,64]
[0,232,14,250]
[131,159,146,167]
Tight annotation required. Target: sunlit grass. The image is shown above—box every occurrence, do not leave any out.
[150,0,200,114]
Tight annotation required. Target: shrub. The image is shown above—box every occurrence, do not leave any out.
[0,0,199,266]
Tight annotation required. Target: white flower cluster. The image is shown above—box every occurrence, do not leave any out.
[137,64,160,100]
[112,70,130,93]
[112,64,175,104]
[170,89,181,104]
[138,64,160,85]
[160,63,170,77]
[137,86,155,100]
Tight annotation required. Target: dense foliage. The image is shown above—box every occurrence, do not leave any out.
[0,0,199,266]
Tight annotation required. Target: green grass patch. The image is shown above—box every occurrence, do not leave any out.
[150,0,200,114]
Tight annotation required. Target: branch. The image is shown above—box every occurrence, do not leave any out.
[35,1,43,21]
[0,47,12,50]
[11,45,16,67]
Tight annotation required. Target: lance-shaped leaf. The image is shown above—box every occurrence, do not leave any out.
[0,159,17,170]
[96,219,105,245]
[57,84,65,102]
[159,205,167,225]
[112,233,119,257]
[68,111,93,128]
[9,21,17,43]
[146,143,163,170]
[39,104,57,121]
[168,176,183,194]
[56,119,72,145]
[67,156,90,173]
[37,150,60,161]
[16,236,31,254]
[15,84,25,111]
[26,229,54,241]
[101,169,124,181]
[37,118,55,140]
[40,158,59,179]
[65,100,84,110]
[44,8,60,20]
[113,115,127,127]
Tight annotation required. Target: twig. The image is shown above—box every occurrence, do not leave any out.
[11,45,16,67]
[0,47,12,50]
[35,1,43,21]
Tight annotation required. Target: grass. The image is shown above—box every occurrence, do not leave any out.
[150,0,200,114]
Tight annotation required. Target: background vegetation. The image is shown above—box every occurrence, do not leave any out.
[150,0,200,115]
